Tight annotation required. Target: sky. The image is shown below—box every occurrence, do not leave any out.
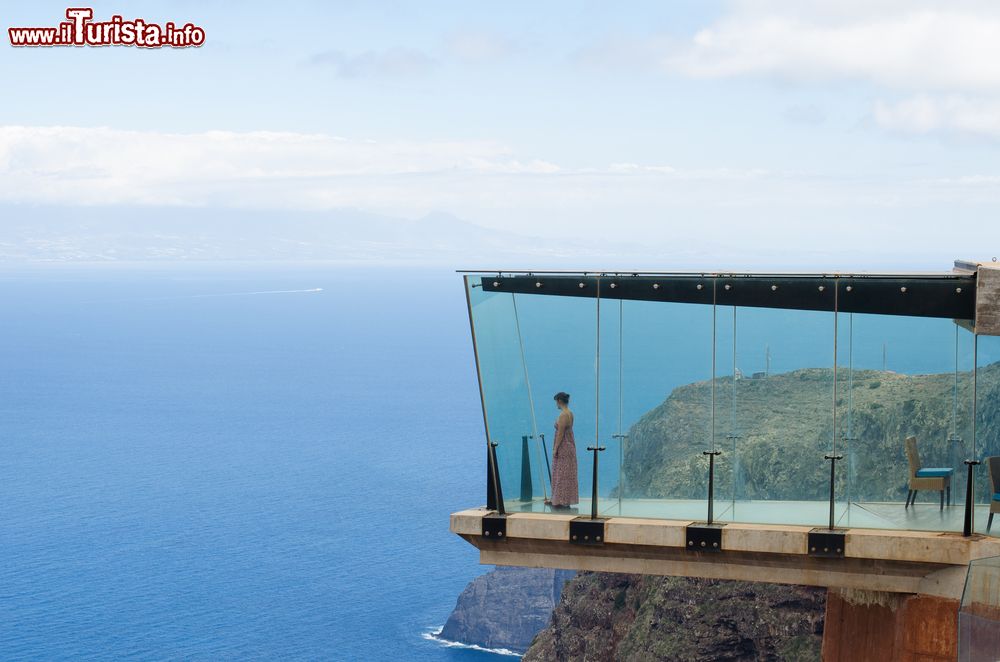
[3,1,1000,267]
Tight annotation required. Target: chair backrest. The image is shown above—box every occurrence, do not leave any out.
[905,436,921,478]
[989,457,1000,494]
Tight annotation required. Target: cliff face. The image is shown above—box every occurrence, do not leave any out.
[524,572,825,662]
[439,566,575,653]
[454,362,1000,660]
[625,364,1000,502]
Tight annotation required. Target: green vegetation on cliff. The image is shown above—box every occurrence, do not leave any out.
[625,363,1000,502]
[518,362,1000,662]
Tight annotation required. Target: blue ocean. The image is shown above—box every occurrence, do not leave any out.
[0,265,500,661]
[3,265,997,660]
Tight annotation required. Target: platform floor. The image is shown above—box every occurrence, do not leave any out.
[503,497,1000,536]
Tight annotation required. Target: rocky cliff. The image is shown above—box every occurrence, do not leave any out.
[452,361,1000,660]
[524,573,826,661]
[625,363,1000,502]
[438,566,576,653]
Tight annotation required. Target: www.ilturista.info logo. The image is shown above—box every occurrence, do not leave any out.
[8,8,205,48]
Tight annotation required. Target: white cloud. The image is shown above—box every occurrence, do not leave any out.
[663,3,1000,92]
[874,96,1000,137]
[308,47,436,78]
[0,126,790,212]
[4,124,997,258]
[0,126,565,207]
[577,3,1000,139]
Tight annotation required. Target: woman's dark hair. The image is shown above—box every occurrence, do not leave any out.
[554,392,570,405]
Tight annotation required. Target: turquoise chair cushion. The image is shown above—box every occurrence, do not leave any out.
[993,493,1000,501]
[916,468,953,478]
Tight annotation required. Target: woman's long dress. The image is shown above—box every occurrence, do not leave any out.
[550,415,579,507]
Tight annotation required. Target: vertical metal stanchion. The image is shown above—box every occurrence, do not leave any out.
[520,435,533,502]
[964,334,979,537]
[830,280,839,529]
[810,283,847,557]
[538,433,551,487]
[587,444,606,520]
[964,460,980,537]
[704,450,722,525]
[593,275,601,520]
[825,454,843,530]
[488,441,506,516]
[463,276,499,516]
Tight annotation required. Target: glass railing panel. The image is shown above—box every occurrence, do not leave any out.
[464,275,536,511]
[598,295,623,516]
[834,309,853,529]
[509,278,598,516]
[976,333,1000,536]
[844,312,969,532]
[951,323,977,534]
[713,296,736,522]
[602,296,715,520]
[726,304,836,527]
[959,555,1000,660]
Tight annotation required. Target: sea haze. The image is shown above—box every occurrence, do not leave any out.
[0,265,502,660]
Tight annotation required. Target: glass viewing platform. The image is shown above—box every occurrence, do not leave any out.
[462,261,1000,537]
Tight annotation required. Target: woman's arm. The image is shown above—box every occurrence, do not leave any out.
[554,412,567,454]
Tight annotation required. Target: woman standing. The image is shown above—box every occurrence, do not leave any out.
[548,392,579,509]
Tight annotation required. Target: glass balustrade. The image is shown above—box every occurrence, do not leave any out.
[464,271,996,536]
[838,313,973,532]
[465,275,599,515]
[464,276,534,510]
[605,294,715,521]
[977,334,1000,535]
[723,302,837,527]
[959,556,1000,659]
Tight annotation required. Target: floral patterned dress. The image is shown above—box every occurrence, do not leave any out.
[550,411,579,507]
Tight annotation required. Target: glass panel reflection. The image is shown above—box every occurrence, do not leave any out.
[726,304,836,527]
[509,279,598,515]
[465,276,535,510]
[842,313,972,532]
[610,296,715,520]
[464,271,991,535]
[977,334,1000,536]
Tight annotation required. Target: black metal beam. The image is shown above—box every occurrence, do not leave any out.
[487,441,505,514]
[478,275,975,320]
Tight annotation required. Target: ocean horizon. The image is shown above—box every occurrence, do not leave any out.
[0,265,504,660]
[4,263,992,660]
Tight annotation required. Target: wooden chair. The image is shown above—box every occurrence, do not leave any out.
[988,457,1000,532]
[904,436,953,510]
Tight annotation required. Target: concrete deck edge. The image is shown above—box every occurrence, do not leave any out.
[450,507,1000,566]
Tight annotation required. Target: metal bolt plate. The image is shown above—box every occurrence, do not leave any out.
[808,529,846,558]
[482,514,507,539]
[570,517,606,545]
[685,523,724,553]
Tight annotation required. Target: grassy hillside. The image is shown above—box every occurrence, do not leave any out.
[624,362,1000,502]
